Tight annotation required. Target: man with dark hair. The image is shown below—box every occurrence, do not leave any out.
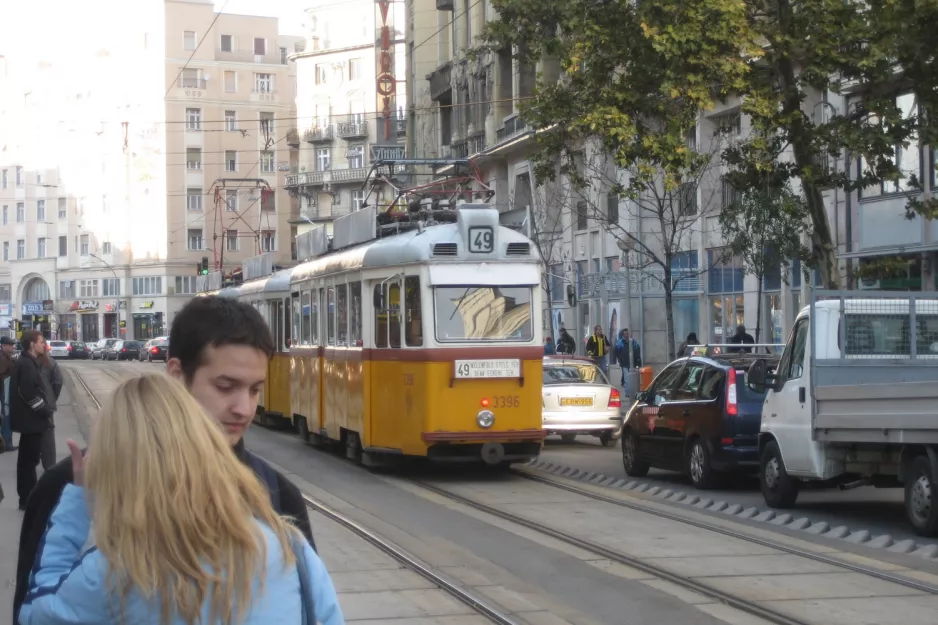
[12,297,315,622]
[10,330,52,510]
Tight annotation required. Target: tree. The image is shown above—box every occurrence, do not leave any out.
[719,186,809,343]
[483,0,937,290]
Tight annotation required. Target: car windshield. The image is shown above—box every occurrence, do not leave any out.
[434,286,533,342]
[543,362,609,386]
[50,342,66,347]
[153,339,168,346]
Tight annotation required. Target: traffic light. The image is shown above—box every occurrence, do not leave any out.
[201,257,209,275]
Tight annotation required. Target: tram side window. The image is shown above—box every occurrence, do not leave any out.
[270,300,283,352]
[284,297,292,348]
[310,289,319,345]
[405,276,422,347]
[300,290,312,345]
[350,282,362,346]
[337,283,348,346]
[389,282,402,348]
[327,286,336,346]
[291,292,300,347]
[374,284,388,348]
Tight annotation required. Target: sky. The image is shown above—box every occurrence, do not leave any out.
[213,0,311,35]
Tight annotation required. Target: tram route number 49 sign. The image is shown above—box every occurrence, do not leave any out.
[455,359,521,379]
[468,226,494,253]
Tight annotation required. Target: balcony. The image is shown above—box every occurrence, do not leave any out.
[286,128,300,148]
[251,88,279,103]
[305,126,334,143]
[178,77,207,89]
[337,120,368,139]
[285,172,326,188]
[468,132,485,156]
[451,139,469,159]
[495,115,529,144]
[330,168,368,183]
[291,205,352,222]
[427,62,452,101]
[436,0,454,10]
[214,49,282,65]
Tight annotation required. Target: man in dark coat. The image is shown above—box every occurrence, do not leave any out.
[10,331,53,510]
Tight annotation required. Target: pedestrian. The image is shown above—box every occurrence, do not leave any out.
[13,297,317,623]
[544,336,556,355]
[586,325,611,374]
[0,336,16,453]
[555,327,576,355]
[36,341,62,469]
[9,331,52,511]
[18,374,344,625]
[614,329,642,395]
[728,324,755,353]
[678,332,699,358]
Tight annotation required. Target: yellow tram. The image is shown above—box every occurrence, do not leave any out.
[288,203,546,466]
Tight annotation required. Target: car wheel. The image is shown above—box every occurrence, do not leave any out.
[687,438,720,489]
[560,433,577,444]
[598,431,615,447]
[760,440,800,508]
[905,455,938,537]
[621,430,649,477]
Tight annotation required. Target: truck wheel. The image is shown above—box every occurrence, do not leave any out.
[622,430,649,477]
[905,455,938,537]
[687,439,719,490]
[760,441,799,508]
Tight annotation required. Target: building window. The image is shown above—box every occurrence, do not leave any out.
[315,64,328,85]
[261,230,276,252]
[226,229,239,251]
[225,189,238,211]
[175,276,197,295]
[1,242,7,261]
[1,205,6,224]
[79,234,89,255]
[348,58,361,80]
[352,190,365,211]
[220,34,233,52]
[347,145,364,169]
[280,47,288,64]
[37,238,46,258]
[317,148,331,172]
[132,277,162,296]
[79,279,99,298]
[1,169,6,188]
[58,197,66,219]
[37,200,45,222]
[224,70,237,92]
[101,241,112,254]
[576,200,587,230]
[254,73,273,93]
[181,68,201,88]
[260,151,275,173]
[678,182,698,216]
[225,110,237,131]
[186,148,201,170]
[183,30,197,51]
[16,239,25,259]
[225,150,237,172]
[187,229,203,250]
[58,235,67,256]
[102,278,120,297]
[16,202,24,222]
[186,108,201,131]
[253,37,266,55]
[187,188,203,211]
[59,280,74,299]
[333,192,341,206]
[15,167,22,186]
[0,284,9,302]
[259,112,274,135]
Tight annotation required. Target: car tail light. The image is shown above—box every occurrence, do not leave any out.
[66,345,72,351]
[726,368,738,416]
[121,348,127,352]
[151,347,159,353]
[608,388,621,409]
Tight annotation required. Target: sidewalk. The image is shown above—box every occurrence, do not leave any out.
[0,371,91,625]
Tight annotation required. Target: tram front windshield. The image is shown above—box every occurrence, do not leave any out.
[434,286,534,341]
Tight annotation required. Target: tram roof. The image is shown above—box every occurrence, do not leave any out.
[291,220,537,283]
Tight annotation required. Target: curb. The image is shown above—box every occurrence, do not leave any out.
[520,459,938,561]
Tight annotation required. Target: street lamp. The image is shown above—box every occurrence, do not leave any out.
[616,238,639,398]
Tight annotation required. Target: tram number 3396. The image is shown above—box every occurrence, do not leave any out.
[468,226,494,253]
[491,396,520,408]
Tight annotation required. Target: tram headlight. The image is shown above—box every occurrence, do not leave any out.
[477,409,495,429]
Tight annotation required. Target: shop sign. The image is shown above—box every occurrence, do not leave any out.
[138,301,155,309]
[70,300,99,313]
[23,300,54,315]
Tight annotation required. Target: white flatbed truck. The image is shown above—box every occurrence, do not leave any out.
[746,291,938,536]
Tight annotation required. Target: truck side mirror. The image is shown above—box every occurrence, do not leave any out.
[747,359,768,393]
[373,289,385,310]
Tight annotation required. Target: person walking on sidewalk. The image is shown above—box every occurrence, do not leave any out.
[0,336,16,453]
[36,341,62,469]
[9,331,52,511]
[586,325,611,374]
[19,374,344,625]
[13,297,317,623]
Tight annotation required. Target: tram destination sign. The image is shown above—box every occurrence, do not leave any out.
[454,359,521,379]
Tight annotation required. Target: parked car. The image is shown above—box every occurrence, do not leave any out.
[541,356,622,446]
[619,353,778,489]
[107,340,143,361]
[65,341,91,359]
[91,338,119,360]
[140,337,169,362]
[48,340,70,359]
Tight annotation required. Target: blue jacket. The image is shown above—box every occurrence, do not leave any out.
[19,484,345,625]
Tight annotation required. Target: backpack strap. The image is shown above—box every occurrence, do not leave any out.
[243,450,282,513]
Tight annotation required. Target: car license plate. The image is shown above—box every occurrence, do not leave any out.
[454,359,521,379]
[560,397,593,407]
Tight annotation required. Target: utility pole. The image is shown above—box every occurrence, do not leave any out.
[209,178,271,277]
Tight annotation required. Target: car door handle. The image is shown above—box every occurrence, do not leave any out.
[798,387,806,403]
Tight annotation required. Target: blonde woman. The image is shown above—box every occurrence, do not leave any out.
[18,374,344,625]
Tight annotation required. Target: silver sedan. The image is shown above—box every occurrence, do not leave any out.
[541,356,621,446]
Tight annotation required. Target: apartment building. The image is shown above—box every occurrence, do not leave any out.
[286,0,407,236]
[0,1,304,341]
[408,0,827,367]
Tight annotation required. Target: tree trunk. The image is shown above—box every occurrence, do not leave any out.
[663,265,676,362]
[755,274,763,348]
